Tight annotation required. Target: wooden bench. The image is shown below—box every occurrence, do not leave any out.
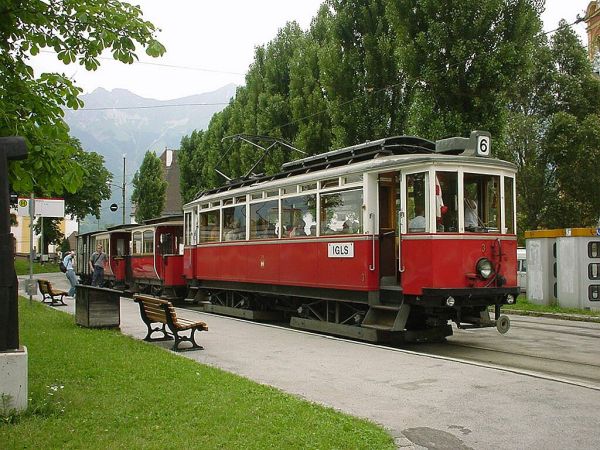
[37,279,68,306]
[134,294,208,351]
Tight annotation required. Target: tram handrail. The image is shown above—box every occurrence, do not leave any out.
[369,213,376,271]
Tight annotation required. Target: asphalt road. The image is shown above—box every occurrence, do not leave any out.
[19,273,600,449]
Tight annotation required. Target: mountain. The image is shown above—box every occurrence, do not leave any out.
[64,84,236,230]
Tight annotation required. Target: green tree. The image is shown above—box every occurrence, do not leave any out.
[501,23,600,231]
[1,0,165,195]
[131,151,167,223]
[387,0,543,139]
[64,141,113,220]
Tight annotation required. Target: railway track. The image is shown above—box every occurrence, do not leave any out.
[182,304,600,391]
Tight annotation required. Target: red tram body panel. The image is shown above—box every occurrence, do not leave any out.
[192,237,379,291]
[401,236,518,295]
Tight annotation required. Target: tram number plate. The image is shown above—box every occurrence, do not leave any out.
[328,242,354,258]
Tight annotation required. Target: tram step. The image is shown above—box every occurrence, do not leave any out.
[368,303,403,311]
[380,285,403,292]
[362,304,410,332]
[361,324,394,331]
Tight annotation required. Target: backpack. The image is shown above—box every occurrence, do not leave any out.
[59,260,67,273]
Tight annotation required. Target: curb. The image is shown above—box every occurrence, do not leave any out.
[503,309,600,324]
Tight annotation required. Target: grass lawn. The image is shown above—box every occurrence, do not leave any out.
[14,259,60,276]
[503,295,600,318]
[1,299,395,449]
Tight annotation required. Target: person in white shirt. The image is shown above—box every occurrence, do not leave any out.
[464,197,479,229]
[63,250,77,297]
[409,205,426,231]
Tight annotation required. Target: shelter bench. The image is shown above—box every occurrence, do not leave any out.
[133,294,208,351]
[37,279,67,306]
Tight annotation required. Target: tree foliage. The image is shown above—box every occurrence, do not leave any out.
[131,151,167,223]
[1,0,165,195]
[178,1,597,229]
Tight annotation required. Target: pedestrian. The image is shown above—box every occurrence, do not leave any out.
[63,250,77,298]
[89,244,107,287]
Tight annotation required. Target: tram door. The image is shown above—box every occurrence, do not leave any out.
[378,172,399,285]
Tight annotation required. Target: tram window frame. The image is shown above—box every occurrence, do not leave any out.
[342,174,363,185]
[434,171,458,233]
[320,178,340,190]
[281,194,317,238]
[250,192,263,201]
[504,176,516,234]
[184,211,193,246]
[222,205,247,241]
[249,199,279,240]
[463,173,501,232]
[132,231,143,254]
[142,230,154,254]
[406,171,429,233]
[301,182,317,192]
[199,209,220,243]
[281,186,298,195]
[320,188,363,235]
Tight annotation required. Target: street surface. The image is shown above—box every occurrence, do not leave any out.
[19,273,600,449]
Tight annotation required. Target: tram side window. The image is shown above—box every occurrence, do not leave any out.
[143,230,153,254]
[184,212,192,246]
[199,211,220,243]
[407,172,428,233]
[320,189,362,235]
[504,177,515,234]
[282,195,316,238]
[223,206,246,241]
[435,172,458,232]
[250,200,279,239]
[464,173,500,232]
[132,232,142,254]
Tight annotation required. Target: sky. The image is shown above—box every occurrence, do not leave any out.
[29,0,595,101]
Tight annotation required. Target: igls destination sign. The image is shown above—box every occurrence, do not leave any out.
[327,242,354,258]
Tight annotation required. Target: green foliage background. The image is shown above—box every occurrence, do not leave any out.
[179,0,600,232]
[131,151,168,223]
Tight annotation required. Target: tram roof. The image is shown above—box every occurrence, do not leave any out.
[194,136,436,199]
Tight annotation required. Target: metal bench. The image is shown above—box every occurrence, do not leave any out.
[134,294,208,351]
[37,279,68,306]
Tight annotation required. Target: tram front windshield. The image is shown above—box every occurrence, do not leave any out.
[436,171,502,233]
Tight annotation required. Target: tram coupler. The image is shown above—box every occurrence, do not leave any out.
[455,309,510,334]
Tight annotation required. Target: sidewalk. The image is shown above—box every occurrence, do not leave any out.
[16,272,600,449]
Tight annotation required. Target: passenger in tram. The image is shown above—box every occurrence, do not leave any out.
[408,205,426,232]
[464,195,479,230]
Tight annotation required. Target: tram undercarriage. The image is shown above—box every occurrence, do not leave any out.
[183,283,513,343]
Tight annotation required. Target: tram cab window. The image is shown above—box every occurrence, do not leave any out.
[320,189,362,235]
[199,211,220,242]
[406,172,428,233]
[184,211,193,246]
[464,174,500,232]
[435,172,458,232]
[250,200,279,239]
[504,177,515,234]
[223,206,246,241]
[282,195,316,237]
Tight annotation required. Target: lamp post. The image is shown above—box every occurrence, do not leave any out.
[107,156,126,225]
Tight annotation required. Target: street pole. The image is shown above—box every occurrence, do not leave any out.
[0,137,27,351]
[122,155,126,225]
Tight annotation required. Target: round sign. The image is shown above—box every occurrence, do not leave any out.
[110,203,118,212]
[18,199,28,207]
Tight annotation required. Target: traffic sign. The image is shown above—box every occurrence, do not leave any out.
[110,203,118,212]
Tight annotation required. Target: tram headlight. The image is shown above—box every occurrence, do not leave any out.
[446,296,455,307]
[476,258,493,279]
[506,294,515,304]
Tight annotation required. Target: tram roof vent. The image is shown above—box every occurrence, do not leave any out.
[435,131,491,157]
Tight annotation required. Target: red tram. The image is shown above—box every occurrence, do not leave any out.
[76,216,185,298]
[182,131,519,342]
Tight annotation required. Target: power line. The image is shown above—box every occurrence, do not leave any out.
[71,102,230,111]
[39,49,245,76]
